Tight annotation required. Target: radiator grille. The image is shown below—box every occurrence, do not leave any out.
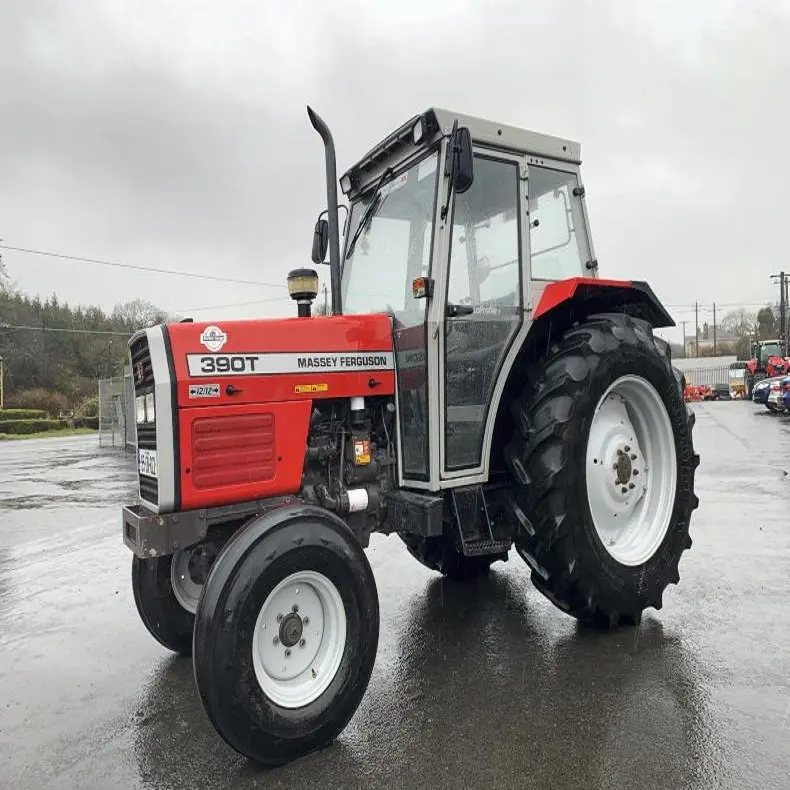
[129,334,158,505]
[191,413,276,490]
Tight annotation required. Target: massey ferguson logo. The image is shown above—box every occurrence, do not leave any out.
[200,325,227,352]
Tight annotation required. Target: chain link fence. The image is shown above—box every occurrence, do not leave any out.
[98,367,136,450]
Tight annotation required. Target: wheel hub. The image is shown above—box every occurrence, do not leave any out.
[279,612,304,648]
[614,450,633,485]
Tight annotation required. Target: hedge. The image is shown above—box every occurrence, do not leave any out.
[0,409,48,420]
[0,419,63,435]
[74,416,99,429]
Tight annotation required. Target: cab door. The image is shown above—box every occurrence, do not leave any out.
[439,150,525,476]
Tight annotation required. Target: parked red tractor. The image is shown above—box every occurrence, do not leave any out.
[744,338,790,397]
[122,106,700,765]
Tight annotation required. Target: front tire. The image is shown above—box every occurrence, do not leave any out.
[192,505,379,765]
[504,313,699,628]
[132,554,195,656]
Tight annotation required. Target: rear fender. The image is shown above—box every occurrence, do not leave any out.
[532,277,674,328]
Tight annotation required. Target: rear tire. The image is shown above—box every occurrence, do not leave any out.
[503,312,699,628]
[192,505,379,766]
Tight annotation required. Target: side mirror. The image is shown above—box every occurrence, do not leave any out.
[453,127,474,194]
[311,218,329,264]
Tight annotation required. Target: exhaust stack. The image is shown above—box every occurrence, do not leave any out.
[307,106,342,316]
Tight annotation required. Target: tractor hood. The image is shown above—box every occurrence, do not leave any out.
[165,313,396,408]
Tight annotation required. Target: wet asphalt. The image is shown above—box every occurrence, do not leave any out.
[1,402,789,789]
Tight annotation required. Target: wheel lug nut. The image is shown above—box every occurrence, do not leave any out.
[624,445,631,452]
[628,482,635,489]
[621,486,628,494]
[616,449,623,456]
[612,463,618,470]
[631,453,637,460]
[633,469,639,476]
[299,639,306,647]
[285,648,292,658]
[292,604,299,613]
[273,636,279,645]
[303,617,310,625]
[276,613,283,623]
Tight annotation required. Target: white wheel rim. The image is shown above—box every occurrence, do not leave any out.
[585,375,677,566]
[170,549,203,614]
[252,571,347,709]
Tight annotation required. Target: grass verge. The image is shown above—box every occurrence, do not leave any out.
[0,427,99,441]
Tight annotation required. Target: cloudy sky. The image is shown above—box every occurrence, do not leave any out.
[1,0,789,343]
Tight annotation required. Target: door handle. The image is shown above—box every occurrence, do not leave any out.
[446,303,474,317]
[226,384,243,396]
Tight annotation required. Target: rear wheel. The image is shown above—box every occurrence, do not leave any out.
[192,506,379,766]
[504,313,699,628]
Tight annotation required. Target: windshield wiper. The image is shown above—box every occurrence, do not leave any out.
[345,167,393,260]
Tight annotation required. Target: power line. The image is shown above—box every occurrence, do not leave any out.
[0,244,287,289]
[175,296,288,312]
[0,324,132,337]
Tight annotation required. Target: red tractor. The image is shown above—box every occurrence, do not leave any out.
[122,107,700,765]
[744,338,790,397]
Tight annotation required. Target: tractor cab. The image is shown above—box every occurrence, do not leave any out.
[312,109,596,488]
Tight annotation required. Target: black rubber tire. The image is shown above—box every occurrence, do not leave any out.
[399,533,504,581]
[132,554,195,656]
[503,312,700,629]
[192,505,379,766]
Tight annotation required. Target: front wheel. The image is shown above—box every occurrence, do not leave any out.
[192,505,379,766]
[504,312,700,628]
[132,539,223,655]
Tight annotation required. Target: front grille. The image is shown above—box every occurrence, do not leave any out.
[130,333,158,505]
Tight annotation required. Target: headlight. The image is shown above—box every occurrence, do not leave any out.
[136,396,146,424]
[145,392,155,423]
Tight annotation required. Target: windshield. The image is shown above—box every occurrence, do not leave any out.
[341,150,440,321]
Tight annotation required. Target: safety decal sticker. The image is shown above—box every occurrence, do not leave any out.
[188,383,221,398]
[294,383,329,394]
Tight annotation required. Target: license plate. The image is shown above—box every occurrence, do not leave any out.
[138,448,158,479]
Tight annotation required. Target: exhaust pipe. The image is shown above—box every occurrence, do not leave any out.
[307,106,342,316]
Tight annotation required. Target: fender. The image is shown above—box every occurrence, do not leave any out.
[532,277,675,329]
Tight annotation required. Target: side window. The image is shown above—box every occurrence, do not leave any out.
[443,155,522,471]
[528,165,590,280]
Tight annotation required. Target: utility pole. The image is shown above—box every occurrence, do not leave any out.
[0,355,4,411]
[680,321,687,358]
[695,301,699,357]
[771,271,786,353]
[713,303,717,355]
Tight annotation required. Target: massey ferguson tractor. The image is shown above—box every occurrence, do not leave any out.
[744,338,790,397]
[122,106,700,765]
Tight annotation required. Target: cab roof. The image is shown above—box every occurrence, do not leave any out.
[340,107,581,196]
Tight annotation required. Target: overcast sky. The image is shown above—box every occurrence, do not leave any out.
[1,0,789,343]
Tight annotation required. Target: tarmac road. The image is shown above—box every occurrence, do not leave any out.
[1,402,789,789]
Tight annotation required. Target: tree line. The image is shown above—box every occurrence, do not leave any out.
[0,259,171,411]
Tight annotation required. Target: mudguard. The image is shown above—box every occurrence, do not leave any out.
[533,277,675,329]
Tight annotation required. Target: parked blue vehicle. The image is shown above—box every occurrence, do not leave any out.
[753,375,787,411]
[779,376,790,411]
